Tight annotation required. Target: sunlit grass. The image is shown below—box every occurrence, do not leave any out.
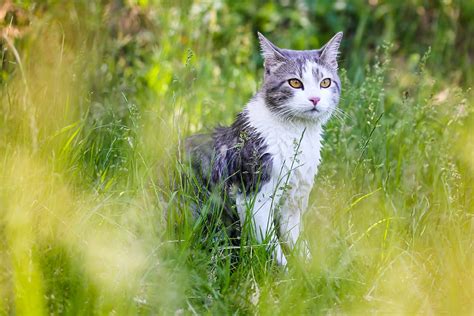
[0,1,473,314]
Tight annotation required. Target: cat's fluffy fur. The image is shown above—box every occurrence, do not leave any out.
[185,32,343,265]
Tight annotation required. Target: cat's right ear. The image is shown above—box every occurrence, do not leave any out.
[258,32,286,72]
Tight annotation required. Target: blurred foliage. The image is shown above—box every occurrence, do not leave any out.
[0,0,473,314]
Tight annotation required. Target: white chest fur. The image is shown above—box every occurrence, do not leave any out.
[242,97,323,214]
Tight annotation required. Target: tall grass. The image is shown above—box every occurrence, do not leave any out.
[1,1,473,314]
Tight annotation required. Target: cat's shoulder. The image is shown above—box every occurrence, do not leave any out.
[210,108,273,193]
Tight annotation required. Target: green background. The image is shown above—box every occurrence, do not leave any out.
[0,1,472,314]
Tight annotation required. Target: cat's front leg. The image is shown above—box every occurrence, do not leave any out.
[252,203,287,266]
[280,211,311,261]
[238,192,288,266]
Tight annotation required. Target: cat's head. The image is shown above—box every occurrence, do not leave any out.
[258,32,343,124]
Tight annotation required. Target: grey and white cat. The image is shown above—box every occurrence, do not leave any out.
[185,32,343,265]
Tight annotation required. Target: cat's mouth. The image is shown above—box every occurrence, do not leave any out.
[307,108,320,113]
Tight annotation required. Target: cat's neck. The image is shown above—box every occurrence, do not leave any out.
[244,93,324,137]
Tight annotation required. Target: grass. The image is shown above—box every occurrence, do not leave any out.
[1,1,473,315]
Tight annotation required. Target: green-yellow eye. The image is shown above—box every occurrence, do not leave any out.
[320,78,331,88]
[288,79,303,89]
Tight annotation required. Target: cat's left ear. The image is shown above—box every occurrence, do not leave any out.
[320,32,343,69]
[258,32,286,72]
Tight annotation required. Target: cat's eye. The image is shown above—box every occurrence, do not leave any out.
[320,78,332,88]
[288,79,303,89]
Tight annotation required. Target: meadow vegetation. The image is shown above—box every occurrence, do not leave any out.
[0,1,473,314]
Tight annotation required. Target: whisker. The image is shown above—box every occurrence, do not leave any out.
[334,107,352,120]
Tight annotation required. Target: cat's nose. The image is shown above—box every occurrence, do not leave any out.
[309,97,320,106]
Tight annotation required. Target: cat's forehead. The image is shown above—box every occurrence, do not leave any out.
[274,51,332,79]
[302,61,327,82]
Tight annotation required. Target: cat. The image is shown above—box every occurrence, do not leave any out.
[185,31,343,265]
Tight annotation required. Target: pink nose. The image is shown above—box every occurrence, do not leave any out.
[309,97,320,106]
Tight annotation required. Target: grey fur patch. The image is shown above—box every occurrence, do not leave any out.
[212,111,273,194]
[264,82,296,116]
[333,80,341,93]
[186,112,272,195]
[185,133,215,184]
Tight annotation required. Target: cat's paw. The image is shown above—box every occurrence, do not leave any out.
[274,244,288,267]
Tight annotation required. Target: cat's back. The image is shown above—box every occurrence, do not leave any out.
[185,133,215,182]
